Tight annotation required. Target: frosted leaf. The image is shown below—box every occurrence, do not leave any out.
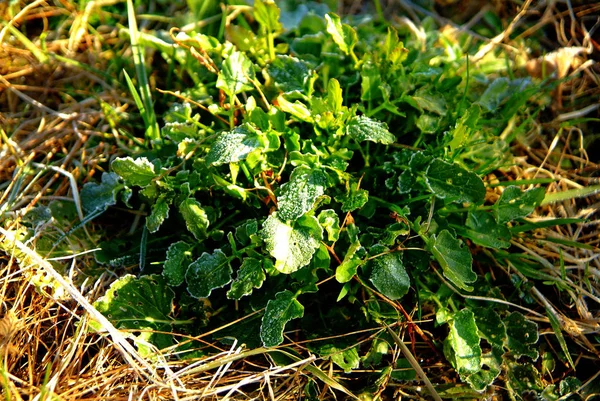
[261,213,322,273]
[277,166,327,221]
[206,124,267,166]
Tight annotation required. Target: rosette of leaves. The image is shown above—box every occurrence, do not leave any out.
[88,0,554,393]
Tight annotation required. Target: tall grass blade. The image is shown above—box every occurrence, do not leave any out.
[126,0,160,144]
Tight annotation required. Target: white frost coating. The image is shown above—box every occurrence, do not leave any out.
[277,167,327,221]
[261,213,322,274]
[346,115,395,144]
[206,125,265,166]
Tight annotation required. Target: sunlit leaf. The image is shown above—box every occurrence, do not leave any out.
[318,209,340,242]
[112,157,157,187]
[268,55,315,95]
[206,124,267,166]
[316,343,360,373]
[146,197,169,233]
[261,213,323,273]
[254,0,282,34]
[216,50,255,98]
[277,166,327,221]
[325,13,357,56]
[346,115,395,144]
[179,198,210,240]
[335,241,363,283]
[444,309,482,375]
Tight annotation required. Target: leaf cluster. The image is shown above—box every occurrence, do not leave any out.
[81,1,573,396]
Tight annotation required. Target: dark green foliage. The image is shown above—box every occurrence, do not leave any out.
[86,1,573,396]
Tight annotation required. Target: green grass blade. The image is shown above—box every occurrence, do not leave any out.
[545,308,575,369]
[488,178,556,187]
[123,70,146,124]
[511,218,586,233]
[126,0,160,144]
[4,24,49,64]
[139,225,148,271]
[542,184,600,206]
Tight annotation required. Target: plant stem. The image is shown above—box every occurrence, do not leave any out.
[267,30,275,61]
[229,94,235,129]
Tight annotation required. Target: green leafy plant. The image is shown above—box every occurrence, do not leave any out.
[83,1,587,398]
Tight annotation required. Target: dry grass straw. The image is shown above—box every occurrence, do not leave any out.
[1,0,599,399]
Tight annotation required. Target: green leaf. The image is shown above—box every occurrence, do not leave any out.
[317,209,340,242]
[398,171,416,194]
[212,174,247,200]
[369,253,410,300]
[494,186,545,224]
[430,229,476,291]
[477,77,531,112]
[462,210,511,249]
[411,91,447,115]
[80,172,123,215]
[254,0,283,34]
[416,113,441,134]
[360,61,382,101]
[390,360,417,381]
[235,219,258,245]
[274,95,313,122]
[505,312,539,360]
[425,159,486,204]
[227,257,267,300]
[325,13,357,56]
[186,249,233,298]
[444,309,482,375]
[260,290,304,347]
[163,241,192,287]
[179,198,210,240]
[206,124,267,166]
[216,50,255,98]
[317,343,360,373]
[449,105,481,153]
[336,259,362,284]
[335,241,363,283]
[325,78,343,114]
[311,78,349,130]
[472,307,506,348]
[346,115,395,144]
[335,185,369,213]
[93,274,174,353]
[277,166,327,221]
[466,345,503,391]
[112,157,157,187]
[505,360,543,394]
[146,197,170,233]
[267,55,315,95]
[261,213,323,274]
[362,338,389,368]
